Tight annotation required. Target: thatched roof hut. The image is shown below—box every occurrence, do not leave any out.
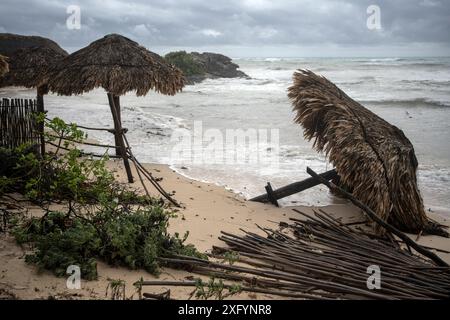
[46,33,185,96]
[288,69,442,236]
[45,34,185,183]
[0,46,68,92]
[0,55,8,77]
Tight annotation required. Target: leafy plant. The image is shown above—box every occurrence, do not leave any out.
[222,251,239,265]
[106,278,126,300]
[164,51,205,76]
[191,278,242,300]
[12,198,206,279]
[4,116,206,280]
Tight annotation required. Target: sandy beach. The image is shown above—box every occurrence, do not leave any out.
[1,159,449,300]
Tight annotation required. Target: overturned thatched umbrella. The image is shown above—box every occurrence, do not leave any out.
[288,69,445,236]
[46,34,185,183]
[0,55,8,77]
[0,46,68,155]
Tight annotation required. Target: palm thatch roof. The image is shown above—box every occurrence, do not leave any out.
[0,46,67,90]
[0,55,8,77]
[47,34,185,96]
[288,69,439,235]
[0,33,67,57]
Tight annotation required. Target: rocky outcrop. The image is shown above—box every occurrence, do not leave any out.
[0,33,68,56]
[165,51,249,84]
[190,52,248,80]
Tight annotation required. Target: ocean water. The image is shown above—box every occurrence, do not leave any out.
[1,57,450,212]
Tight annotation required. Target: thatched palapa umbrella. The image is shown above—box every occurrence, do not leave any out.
[0,45,68,154]
[288,69,445,236]
[46,34,185,183]
[0,45,68,91]
[0,55,8,77]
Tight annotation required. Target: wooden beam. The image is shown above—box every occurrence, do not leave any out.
[250,169,337,203]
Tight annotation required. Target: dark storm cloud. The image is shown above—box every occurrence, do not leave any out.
[0,0,449,56]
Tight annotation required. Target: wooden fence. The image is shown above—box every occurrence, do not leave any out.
[0,98,41,151]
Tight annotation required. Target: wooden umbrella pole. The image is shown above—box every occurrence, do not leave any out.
[107,93,133,183]
[36,88,45,156]
[112,95,122,156]
[306,166,449,267]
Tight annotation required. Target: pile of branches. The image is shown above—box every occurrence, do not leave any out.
[152,209,450,300]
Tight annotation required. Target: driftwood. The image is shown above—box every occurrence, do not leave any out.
[250,169,337,203]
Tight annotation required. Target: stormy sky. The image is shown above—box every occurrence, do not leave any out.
[0,0,449,57]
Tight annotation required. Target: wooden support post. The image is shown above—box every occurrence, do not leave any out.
[265,182,279,207]
[250,169,337,203]
[36,91,45,156]
[112,95,121,156]
[107,93,134,183]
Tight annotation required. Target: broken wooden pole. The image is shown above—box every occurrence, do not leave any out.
[306,166,449,268]
[250,169,337,203]
[265,182,279,207]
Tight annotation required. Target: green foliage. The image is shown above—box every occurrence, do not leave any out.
[12,199,206,279]
[106,278,126,300]
[222,251,239,265]
[192,278,242,300]
[13,211,99,280]
[164,51,205,76]
[3,116,205,280]
[0,117,139,204]
[13,202,205,279]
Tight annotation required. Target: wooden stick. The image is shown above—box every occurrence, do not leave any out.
[306,167,449,267]
[46,141,122,158]
[250,169,337,203]
[136,279,330,299]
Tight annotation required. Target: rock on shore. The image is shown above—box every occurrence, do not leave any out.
[164,51,249,84]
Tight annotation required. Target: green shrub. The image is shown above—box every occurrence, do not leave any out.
[13,203,206,279]
[4,116,206,279]
[164,51,205,76]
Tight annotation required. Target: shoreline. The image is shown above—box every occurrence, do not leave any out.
[2,159,449,300]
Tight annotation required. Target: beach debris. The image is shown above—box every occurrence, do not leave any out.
[150,208,450,300]
[250,169,337,204]
[42,34,184,205]
[306,166,448,267]
[288,69,446,237]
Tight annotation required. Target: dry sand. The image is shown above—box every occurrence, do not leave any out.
[1,160,449,300]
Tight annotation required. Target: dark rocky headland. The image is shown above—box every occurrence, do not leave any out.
[164,51,249,84]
